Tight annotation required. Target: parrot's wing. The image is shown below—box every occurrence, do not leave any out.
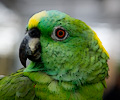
[0,68,38,100]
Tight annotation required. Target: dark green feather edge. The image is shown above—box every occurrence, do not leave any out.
[0,69,39,100]
[0,68,106,100]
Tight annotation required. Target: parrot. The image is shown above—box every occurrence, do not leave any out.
[0,10,109,100]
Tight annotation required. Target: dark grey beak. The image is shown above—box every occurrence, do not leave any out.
[19,28,41,67]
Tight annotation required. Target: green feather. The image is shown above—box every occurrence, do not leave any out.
[0,10,109,100]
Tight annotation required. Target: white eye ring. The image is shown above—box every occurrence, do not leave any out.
[51,26,68,41]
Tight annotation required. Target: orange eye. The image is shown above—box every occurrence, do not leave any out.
[56,29,66,38]
[51,26,68,41]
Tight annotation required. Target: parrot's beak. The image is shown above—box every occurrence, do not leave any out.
[19,28,41,67]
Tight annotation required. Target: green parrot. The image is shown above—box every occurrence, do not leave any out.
[0,10,109,100]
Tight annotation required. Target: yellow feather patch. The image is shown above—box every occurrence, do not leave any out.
[93,31,109,58]
[28,11,47,29]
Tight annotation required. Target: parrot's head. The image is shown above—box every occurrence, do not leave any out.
[19,10,109,84]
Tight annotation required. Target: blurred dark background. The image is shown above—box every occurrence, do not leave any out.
[0,0,120,99]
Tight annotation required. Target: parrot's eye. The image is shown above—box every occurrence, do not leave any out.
[51,26,68,41]
[56,29,65,38]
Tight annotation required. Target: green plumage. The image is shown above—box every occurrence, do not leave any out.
[0,69,106,100]
[0,10,109,100]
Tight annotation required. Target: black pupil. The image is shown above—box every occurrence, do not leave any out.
[59,31,63,36]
